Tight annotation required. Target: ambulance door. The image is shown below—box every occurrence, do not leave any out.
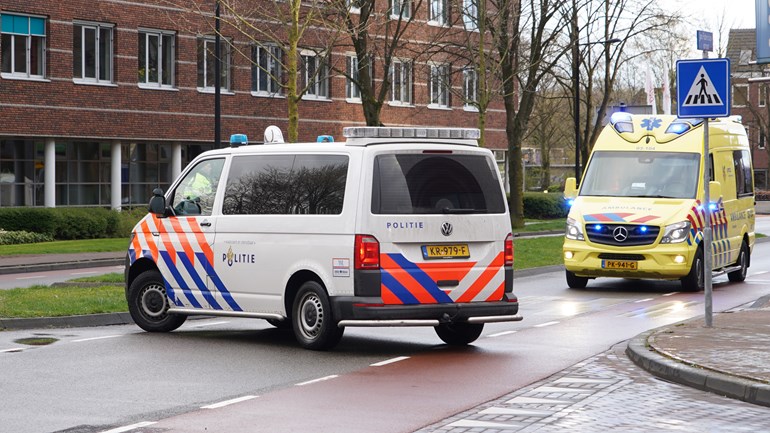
[164,157,225,312]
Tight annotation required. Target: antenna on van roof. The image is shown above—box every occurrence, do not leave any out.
[264,125,284,144]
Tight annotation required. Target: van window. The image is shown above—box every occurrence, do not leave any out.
[171,158,225,216]
[222,154,348,215]
[734,150,754,197]
[581,151,700,198]
[371,153,505,214]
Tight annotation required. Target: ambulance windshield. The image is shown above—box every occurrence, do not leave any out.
[580,151,700,199]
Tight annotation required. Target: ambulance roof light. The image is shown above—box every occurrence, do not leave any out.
[229,134,248,147]
[609,112,633,134]
[343,127,481,141]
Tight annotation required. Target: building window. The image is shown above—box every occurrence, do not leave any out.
[347,0,361,13]
[0,139,44,206]
[429,63,451,108]
[300,51,330,99]
[732,84,748,107]
[390,59,412,105]
[463,0,478,31]
[252,44,282,95]
[391,0,411,19]
[138,29,175,88]
[429,0,448,26]
[760,85,767,107]
[1,13,46,79]
[463,67,478,110]
[755,169,768,190]
[74,22,113,84]
[197,37,231,91]
[346,55,361,101]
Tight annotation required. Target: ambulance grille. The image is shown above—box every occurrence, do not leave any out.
[598,253,646,261]
[585,224,660,247]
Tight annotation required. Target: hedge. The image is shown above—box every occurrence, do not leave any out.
[0,207,148,240]
[520,192,569,219]
[0,230,54,245]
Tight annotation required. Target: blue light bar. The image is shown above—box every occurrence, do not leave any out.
[230,134,248,147]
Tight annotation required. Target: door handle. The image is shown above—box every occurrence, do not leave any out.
[200,220,212,227]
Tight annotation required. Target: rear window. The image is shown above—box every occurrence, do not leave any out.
[371,153,505,214]
[223,154,348,215]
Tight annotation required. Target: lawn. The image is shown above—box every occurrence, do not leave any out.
[0,238,129,256]
[0,285,126,318]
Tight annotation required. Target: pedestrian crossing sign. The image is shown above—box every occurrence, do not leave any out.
[676,58,730,118]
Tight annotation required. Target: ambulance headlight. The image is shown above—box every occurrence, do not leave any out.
[660,221,690,244]
[565,217,584,241]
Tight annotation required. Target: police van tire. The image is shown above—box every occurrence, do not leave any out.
[127,270,187,332]
[727,242,749,282]
[292,281,344,350]
[681,247,704,292]
[565,270,588,289]
[435,322,484,346]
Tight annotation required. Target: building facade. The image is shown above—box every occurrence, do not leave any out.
[0,0,508,208]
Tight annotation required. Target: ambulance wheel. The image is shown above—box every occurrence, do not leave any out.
[292,281,344,350]
[435,322,484,346]
[566,270,588,289]
[127,270,186,332]
[681,247,704,292]
[727,241,749,282]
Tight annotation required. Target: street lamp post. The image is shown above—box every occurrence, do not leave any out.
[572,37,621,182]
[214,0,221,148]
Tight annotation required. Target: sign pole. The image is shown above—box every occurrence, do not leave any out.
[703,119,713,327]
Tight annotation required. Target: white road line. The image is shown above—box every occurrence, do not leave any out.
[15,275,43,280]
[100,421,157,433]
[201,395,257,409]
[70,271,98,275]
[634,298,654,303]
[72,335,122,343]
[533,321,559,328]
[295,375,338,386]
[662,292,679,296]
[191,321,230,328]
[1,348,25,353]
[370,356,410,367]
[487,330,517,338]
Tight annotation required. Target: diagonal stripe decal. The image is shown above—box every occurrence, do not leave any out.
[384,254,453,304]
[196,252,242,311]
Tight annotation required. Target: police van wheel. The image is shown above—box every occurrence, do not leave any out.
[127,270,187,332]
[565,271,588,289]
[292,281,343,350]
[727,242,749,282]
[435,322,484,346]
[681,247,704,292]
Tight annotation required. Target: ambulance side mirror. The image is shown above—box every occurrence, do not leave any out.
[148,188,168,216]
[708,181,722,204]
[564,177,578,200]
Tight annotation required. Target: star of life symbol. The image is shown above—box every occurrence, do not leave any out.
[641,118,662,131]
[682,66,722,106]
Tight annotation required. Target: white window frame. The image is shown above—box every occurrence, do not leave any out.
[429,63,451,109]
[300,50,330,100]
[390,0,411,19]
[252,44,283,96]
[463,67,478,111]
[138,28,175,89]
[73,21,114,85]
[346,54,361,102]
[462,0,478,31]
[1,13,47,80]
[428,0,448,26]
[347,0,361,14]
[198,36,231,93]
[389,58,412,106]
[732,83,748,108]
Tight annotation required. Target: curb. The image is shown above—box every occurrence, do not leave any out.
[0,312,134,331]
[0,258,125,275]
[625,328,770,408]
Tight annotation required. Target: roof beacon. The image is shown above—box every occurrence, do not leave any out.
[264,125,285,144]
[229,134,248,147]
[343,127,481,140]
[317,135,334,143]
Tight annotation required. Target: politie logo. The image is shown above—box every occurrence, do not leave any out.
[223,246,256,267]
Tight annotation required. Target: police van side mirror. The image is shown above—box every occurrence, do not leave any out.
[708,181,722,204]
[148,188,168,216]
[564,177,578,200]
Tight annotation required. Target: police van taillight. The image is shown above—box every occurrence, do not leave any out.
[355,234,380,269]
[504,233,514,266]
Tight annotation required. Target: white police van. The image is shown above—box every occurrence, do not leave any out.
[125,126,521,350]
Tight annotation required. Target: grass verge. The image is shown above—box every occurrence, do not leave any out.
[0,285,126,318]
[514,235,563,269]
[0,238,129,256]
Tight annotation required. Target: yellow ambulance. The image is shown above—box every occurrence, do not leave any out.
[563,113,755,291]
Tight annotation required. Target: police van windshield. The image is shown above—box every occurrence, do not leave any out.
[371,153,506,214]
[580,151,700,199]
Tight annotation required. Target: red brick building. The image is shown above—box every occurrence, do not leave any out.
[0,0,507,208]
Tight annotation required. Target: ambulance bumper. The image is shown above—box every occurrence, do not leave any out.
[332,296,521,327]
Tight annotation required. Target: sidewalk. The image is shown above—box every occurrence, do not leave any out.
[2,250,770,410]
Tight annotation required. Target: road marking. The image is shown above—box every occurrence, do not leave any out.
[370,356,409,367]
[533,321,559,328]
[73,335,122,343]
[15,275,44,280]
[100,421,157,433]
[295,375,338,386]
[201,395,258,409]
[487,330,517,338]
[70,271,98,275]
[1,348,25,353]
[191,321,230,328]
[634,298,654,303]
[662,292,679,296]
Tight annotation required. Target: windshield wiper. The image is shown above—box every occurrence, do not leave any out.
[442,208,481,214]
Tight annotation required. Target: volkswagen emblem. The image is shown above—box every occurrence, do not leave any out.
[613,226,629,243]
[441,222,453,237]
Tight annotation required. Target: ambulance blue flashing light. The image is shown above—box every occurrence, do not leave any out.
[609,112,633,134]
[317,135,334,142]
[230,134,248,147]
[665,118,703,135]
[566,198,575,207]
[343,127,481,140]
[708,202,717,211]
